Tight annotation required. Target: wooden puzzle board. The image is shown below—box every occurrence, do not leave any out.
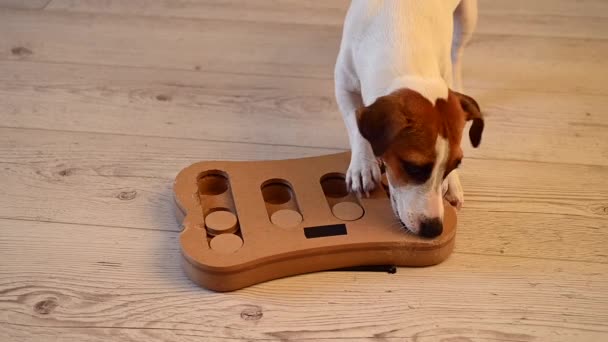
[174,152,457,291]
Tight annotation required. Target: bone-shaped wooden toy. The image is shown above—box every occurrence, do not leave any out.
[174,152,457,291]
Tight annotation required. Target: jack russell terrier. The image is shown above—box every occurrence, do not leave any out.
[335,0,484,238]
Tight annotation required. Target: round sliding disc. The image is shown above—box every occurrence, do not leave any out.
[332,202,364,221]
[205,210,238,236]
[209,233,243,254]
[270,209,303,228]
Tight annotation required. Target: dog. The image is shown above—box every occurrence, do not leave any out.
[334,0,484,237]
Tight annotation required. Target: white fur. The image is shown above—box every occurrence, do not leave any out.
[443,170,464,210]
[335,0,477,226]
[389,137,449,232]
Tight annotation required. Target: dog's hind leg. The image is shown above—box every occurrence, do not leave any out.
[452,0,478,91]
[445,0,477,210]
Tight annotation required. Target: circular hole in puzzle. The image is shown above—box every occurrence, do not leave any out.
[205,209,238,235]
[320,174,349,198]
[261,182,293,205]
[270,209,303,228]
[198,172,229,196]
[209,233,243,254]
[332,201,364,221]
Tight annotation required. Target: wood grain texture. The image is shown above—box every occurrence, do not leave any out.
[44,0,608,39]
[1,8,607,96]
[1,60,606,166]
[1,0,607,340]
[46,0,351,26]
[0,128,606,263]
[481,0,608,18]
[0,0,50,10]
[0,127,338,232]
[1,220,607,342]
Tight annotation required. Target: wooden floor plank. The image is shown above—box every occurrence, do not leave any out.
[0,128,606,263]
[46,0,351,26]
[1,9,607,96]
[482,0,608,18]
[0,128,339,232]
[0,0,49,10]
[0,8,336,79]
[45,0,608,18]
[44,0,608,39]
[1,61,606,166]
[477,12,608,40]
[1,219,607,342]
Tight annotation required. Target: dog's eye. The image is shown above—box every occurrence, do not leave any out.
[401,161,433,183]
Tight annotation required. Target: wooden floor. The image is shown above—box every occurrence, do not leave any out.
[1,0,607,341]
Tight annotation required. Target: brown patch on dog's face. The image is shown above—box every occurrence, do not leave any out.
[356,88,483,233]
[357,89,478,183]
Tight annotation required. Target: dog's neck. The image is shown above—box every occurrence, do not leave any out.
[361,71,450,106]
[352,1,455,106]
[388,76,449,104]
[355,15,452,106]
[362,74,448,106]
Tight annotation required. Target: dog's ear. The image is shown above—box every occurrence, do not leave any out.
[356,95,413,156]
[455,91,484,148]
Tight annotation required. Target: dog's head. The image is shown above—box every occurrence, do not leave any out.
[357,89,483,237]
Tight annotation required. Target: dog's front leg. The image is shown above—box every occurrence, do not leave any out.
[442,170,464,210]
[335,85,381,195]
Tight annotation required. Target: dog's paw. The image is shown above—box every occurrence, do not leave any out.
[346,155,381,196]
[443,171,464,210]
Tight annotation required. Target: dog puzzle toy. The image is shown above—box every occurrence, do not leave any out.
[174,152,457,291]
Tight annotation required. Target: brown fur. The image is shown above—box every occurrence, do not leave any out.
[357,89,483,185]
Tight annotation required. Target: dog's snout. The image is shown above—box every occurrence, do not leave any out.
[419,218,443,238]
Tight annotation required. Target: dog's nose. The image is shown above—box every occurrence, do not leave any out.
[420,218,443,238]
